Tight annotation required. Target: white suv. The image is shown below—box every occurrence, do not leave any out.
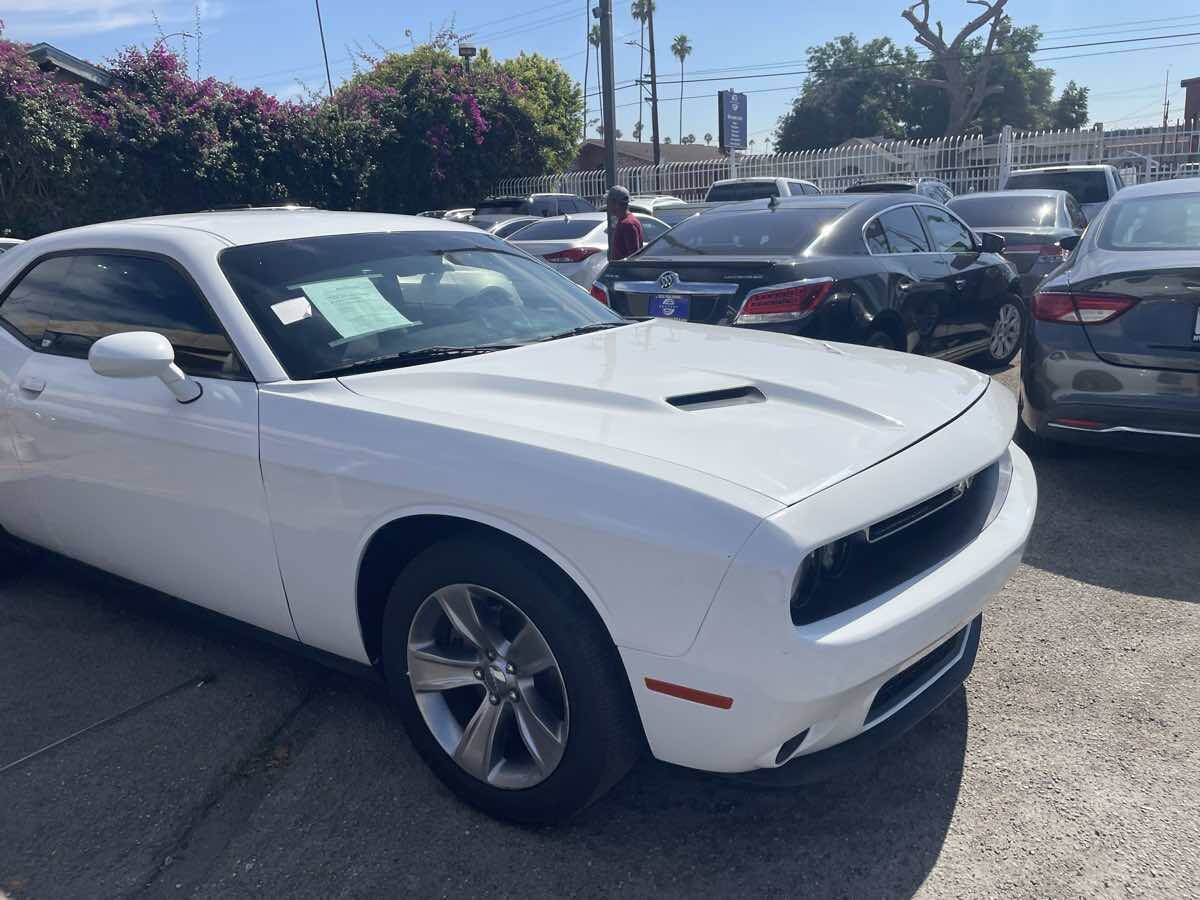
[704,177,821,202]
[1003,164,1125,222]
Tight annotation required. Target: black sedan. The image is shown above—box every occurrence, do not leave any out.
[948,190,1086,300]
[593,194,1026,366]
[1019,178,1200,453]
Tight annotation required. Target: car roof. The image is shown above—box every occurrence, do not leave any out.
[953,189,1066,200]
[38,208,477,248]
[1107,177,1200,199]
[1009,164,1113,174]
[710,177,784,186]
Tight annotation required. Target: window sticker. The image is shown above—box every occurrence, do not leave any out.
[299,276,413,339]
[271,296,313,326]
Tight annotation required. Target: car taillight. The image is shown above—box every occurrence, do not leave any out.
[543,247,600,263]
[1032,291,1136,324]
[590,282,610,305]
[734,278,834,325]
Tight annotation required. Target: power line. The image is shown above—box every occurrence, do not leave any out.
[1041,13,1200,37]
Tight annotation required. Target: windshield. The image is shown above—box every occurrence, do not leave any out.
[1098,192,1200,251]
[219,231,622,379]
[706,182,779,202]
[510,217,601,241]
[640,208,842,256]
[1006,171,1108,204]
[950,195,1061,228]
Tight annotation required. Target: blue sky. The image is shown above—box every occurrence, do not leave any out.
[4,0,1199,149]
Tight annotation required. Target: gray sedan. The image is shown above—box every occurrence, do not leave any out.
[1019,178,1200,453]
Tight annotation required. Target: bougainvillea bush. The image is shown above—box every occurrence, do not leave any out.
[0,22,582,237]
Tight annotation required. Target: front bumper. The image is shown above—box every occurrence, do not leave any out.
[620,385,1037,775]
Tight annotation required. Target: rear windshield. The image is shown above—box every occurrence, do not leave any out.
[950,195,1061,228]
[706,182,780,202]
[845,183,914,194]
[640,208,842,256]
[1005,171,1108,204]
[475,199,526,213]
[1097,192,1200,251]
[509,217,600,241]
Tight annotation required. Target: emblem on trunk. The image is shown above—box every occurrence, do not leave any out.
[658,271,679,290]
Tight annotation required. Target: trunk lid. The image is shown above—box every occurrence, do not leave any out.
[338,319,989,505]
[603,256,792,324]
[991,228,1075,274]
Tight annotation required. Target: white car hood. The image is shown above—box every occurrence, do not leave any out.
[339,320,989,505]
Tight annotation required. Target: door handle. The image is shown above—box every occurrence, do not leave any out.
[954,278,968,290]
[19,375,46,395]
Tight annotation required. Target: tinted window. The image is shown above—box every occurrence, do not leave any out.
[0,253,241,377]
[641,208,843,256]
[919,206,975,252]
[218,231,622,380]
[706,182,780,202]
[949,195,1060,227]
[573,197,596,211]
[804,182,821,195]
[876,206,931,252]
[492,218,535,239]
[528,199,557,217]
[475,199,526,214]
[640,217,668,242]
[864,218,891,254]
[1005,171,1110,204]
[1065,195,1088,229]
[1097,192,1200,250]
[510,217,601,241]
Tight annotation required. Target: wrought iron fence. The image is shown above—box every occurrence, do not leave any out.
[494,124,1200,206]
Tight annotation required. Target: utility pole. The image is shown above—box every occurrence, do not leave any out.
[314,0,335,102]
[598,0,618,190]
[646,3,662,189]
[1160,67,1171,159]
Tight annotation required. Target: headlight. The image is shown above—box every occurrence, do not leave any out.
[790,534,859,623]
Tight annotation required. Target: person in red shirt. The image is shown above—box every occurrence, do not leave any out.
[606,185,644,261]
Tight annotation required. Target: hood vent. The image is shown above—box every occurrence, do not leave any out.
[667,385,766,411]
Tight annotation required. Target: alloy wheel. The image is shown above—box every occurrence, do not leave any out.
[406,584,569,789]
[989,302,1023,360]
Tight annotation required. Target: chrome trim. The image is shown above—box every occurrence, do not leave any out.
[611,279,739,296]
[1047,422,1200,439]
[733,276,835,325]
[865,477,969,543]
[861,201,979,256]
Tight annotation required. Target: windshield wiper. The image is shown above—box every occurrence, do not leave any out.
[432,246,528,260]
[313,344,522,378]
[533,321,631,343]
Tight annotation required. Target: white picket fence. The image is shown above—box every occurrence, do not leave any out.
[495,124,1200,205]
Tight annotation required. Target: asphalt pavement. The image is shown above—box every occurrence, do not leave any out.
[1,363,1197,899]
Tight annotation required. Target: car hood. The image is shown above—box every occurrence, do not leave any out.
[339,320,989,505]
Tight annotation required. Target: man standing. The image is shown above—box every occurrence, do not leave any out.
[606,185,644,261]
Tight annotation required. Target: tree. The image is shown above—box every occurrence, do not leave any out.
[663,135,672,144]
[704,131,712,144]
[671,34,692,143]
[631,0,655,145]
[681,133,695,144]
[632,119,643,140]
[749,138,756,152]
[901,0,1009,136]
[1052,80,1089,129]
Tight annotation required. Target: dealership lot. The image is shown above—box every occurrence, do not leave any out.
[1,364,1197,899]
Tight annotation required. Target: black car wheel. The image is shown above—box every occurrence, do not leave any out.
[381,533,643,823]
[980,295,1025,367]
[866,328,899,351]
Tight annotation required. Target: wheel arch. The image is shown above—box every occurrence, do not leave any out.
[354,510,615,668]
[868,308,910,351]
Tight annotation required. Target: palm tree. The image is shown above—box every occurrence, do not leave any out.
[670,34,692,144]
[588,24,602,139]
[749,138,757,154]
[630,0,655,141]
[632,120,644,141]
[704,132,713,145]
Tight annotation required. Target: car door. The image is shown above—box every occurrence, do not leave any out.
[0,250,296,638]
[869,204,947,355]
[916,204,998,356]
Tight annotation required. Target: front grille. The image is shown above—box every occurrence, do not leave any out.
[791,461,999,626]
[865,624,969,725]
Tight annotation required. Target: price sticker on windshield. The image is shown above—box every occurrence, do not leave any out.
[300,276,414,339]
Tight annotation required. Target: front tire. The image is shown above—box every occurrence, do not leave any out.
[381,534,642,823]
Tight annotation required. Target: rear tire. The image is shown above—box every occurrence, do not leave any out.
[978,295,1026,367]
[381,534,642,823]
[865,328,900,351]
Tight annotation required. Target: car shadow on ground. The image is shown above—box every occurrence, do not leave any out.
[1020,445,1199,603]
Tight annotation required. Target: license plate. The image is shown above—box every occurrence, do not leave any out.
[649,294,689,319]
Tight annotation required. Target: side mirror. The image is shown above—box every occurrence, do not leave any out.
[1059,234,1081,252]
[88,332,202,403]
[978,231,1006,254]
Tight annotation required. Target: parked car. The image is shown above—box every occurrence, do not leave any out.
[487,216,540,239]
[629,195,687,216]
[0,238,23,253]
[844,178,955,204]
[443,208,475,223]
[594,194,1027,367]
[0,209,1035,822]
[1002,164,1125,222]
[467,194,595,229]
[704,177,821,202]
[1019,178,1200,453]
[509,212,668,288]
[948,190,1086,299]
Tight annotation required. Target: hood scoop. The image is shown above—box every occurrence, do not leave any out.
[667,386,766,411]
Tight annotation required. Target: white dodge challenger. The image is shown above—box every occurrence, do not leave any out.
[0,210,1036,822]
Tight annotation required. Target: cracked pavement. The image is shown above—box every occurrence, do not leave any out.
[1,363,1197,898]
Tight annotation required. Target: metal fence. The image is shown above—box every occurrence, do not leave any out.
[495,124,1200,205]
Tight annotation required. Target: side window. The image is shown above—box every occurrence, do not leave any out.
[877,206,931,253]
[640,218,667,242]
[0,253,243,378]
[918,206,975,253]
[804,182,821,195]
[1112,170,1124,192]
[1065,195,1088,229]
[864,218,891,254]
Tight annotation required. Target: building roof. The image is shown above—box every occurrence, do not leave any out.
[25,43,113,88]
[581,139,726,163]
